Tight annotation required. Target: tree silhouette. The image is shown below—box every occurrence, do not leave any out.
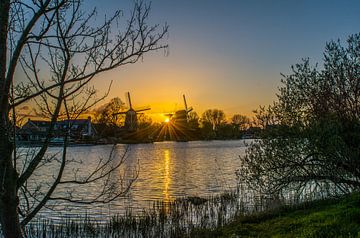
[239,34,360,199]
[96,97,126,126]
[231,114,251,131]
[202,109,226,131]
[0,1,168,236]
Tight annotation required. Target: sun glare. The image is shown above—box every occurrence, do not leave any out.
[164,117,170,123]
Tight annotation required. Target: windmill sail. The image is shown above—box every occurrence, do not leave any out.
[183,94,193,113]
[126,92,132,109]
[183,94,188,111]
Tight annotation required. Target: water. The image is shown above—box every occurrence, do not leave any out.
[19,140,248,222]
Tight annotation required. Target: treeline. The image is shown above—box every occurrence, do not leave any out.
[186,110,255,140]
[92,101,258,141]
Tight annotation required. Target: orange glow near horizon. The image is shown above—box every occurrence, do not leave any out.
[91,51,278,121]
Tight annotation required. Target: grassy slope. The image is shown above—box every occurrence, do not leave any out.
[191,193,360,238]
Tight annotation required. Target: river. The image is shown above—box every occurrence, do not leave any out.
[20,140,249,222]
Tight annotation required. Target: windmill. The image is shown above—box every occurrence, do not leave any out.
[165,95,193,124]
[113,92,151,131]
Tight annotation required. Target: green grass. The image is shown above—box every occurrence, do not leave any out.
[191,192,360,238]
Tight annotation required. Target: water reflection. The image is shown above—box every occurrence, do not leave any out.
[163,149,171,203]
[33,140,249,220]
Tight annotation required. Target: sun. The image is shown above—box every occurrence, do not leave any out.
[164,117,170,123]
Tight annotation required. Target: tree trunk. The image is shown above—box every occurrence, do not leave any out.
[0,1,23,237]
[1,207,23,238]
[0,187,23,238]
[0,129,23,238]
[0,138,23,238]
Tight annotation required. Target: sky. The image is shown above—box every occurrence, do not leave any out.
[25,0,360,121]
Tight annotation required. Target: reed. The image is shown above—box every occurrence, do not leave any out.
[8,189,325,238]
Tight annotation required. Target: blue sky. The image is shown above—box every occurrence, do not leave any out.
[87,0,360,117]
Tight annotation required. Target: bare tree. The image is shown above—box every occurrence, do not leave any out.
[201,109,226,131]
[0,0,168,237]
[231,114,251,131]
[95,97,127,126]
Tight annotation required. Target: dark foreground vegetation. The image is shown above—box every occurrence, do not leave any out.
[0,0,168,236]
[8,191,358,238]
[238,33,360,204]
[19,192,241,238]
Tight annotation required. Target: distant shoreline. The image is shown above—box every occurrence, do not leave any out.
[16,138,255,147]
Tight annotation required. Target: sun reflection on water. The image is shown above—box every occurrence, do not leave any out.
[163,149,171,204]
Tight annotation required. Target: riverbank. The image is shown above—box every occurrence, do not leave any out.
[18,191,360,237]
[192,192,360,237]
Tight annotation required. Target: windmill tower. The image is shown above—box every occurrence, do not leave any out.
[113,92,150,131]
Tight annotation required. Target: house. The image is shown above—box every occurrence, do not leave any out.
[55,117,97,140]
[17,120,51,142]
[17,117,97,142]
